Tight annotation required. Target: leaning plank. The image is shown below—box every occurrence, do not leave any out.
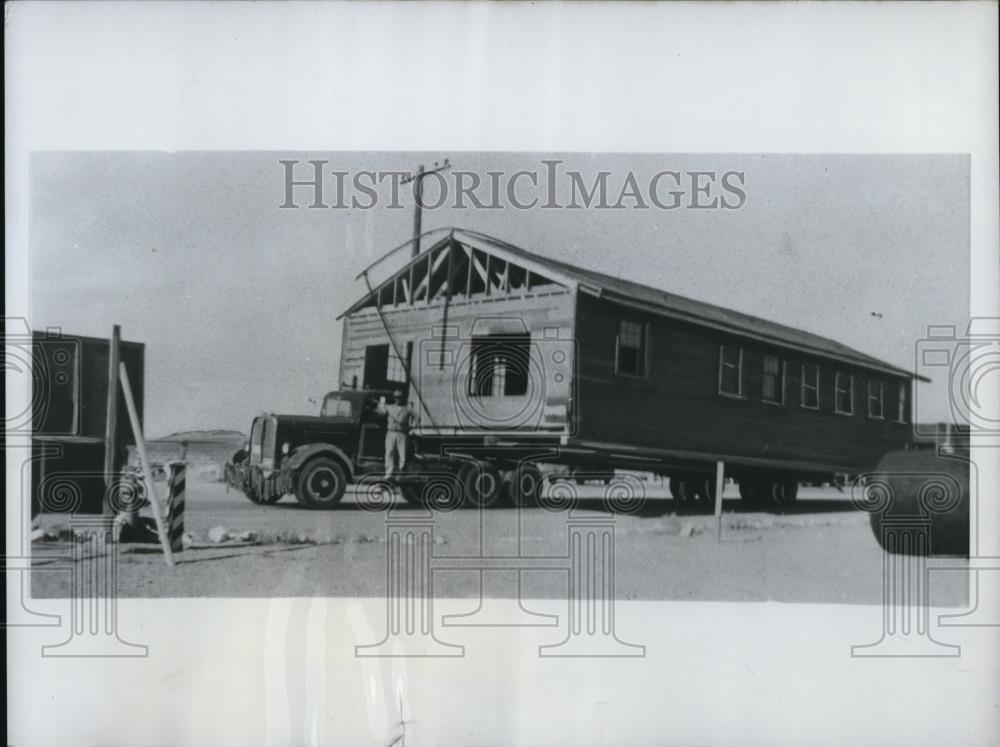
[119,362,175,566]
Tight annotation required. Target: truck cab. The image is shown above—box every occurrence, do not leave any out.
[232,388,399,508]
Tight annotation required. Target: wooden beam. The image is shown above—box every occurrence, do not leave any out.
[714,460,725,542]
[119,362,175,566]
[102,325,120,515]
[425,252,432,304]
[465,245,474,297]
[471,252,489,283]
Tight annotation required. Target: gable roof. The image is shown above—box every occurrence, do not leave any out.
[346,227,926,381]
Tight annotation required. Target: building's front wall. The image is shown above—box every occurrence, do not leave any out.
[340,288,577,435]
[573,293,912,474]
[31,333,145,514]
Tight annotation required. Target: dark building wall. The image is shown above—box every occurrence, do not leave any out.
[32,332,144,441]
[573,293,912,474]
[31,333,145,514]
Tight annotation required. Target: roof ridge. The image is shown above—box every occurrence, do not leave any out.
[449,229,918,379]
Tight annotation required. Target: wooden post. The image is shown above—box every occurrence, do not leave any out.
[119,361,175,566]
[411,165,424,257]
[102,325,121,514]
[714,460,725,542]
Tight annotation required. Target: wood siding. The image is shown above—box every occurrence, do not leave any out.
[341,289,576,433]
[573,293,911,474]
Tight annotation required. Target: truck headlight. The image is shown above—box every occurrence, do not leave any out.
[281,442,290,455]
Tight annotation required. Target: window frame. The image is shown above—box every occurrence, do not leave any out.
[718,345,745,399]
[834,371,855,416]
[385,341,413,387]
[467,333,532,398]
[895,380,909,424]
[761,354,786,405]
[800,363,820,410]
[868,379,885,420]
[614,319,648,378]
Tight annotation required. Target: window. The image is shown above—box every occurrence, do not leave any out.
[868,379,884,419]
[800,363,820,409]
[321,394,354,418]
[762,355,785,404]
[616,320,646,376]
[718,345,743,397]
[834,372,854,415]
[896,381,908,423]
[363,342,412,389]
[468,333,531,397]
[386,341,413,386]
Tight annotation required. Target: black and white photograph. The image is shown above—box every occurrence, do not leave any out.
[5,3,999,746]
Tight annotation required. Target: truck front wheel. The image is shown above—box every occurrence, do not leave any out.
[296,457,348,509]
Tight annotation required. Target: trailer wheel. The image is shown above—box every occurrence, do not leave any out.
[780,481,799,504]
[400,477,463,511]
[696,476,718,508]
[738,479,766,507]
[505,462,543,507]
[458,461,503,508]
[671,475,712,507]
[669,476,692,502]
[426,477,466,511]
[767,480,798,506]
[295,457,348,509]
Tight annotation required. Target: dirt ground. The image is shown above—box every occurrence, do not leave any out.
[30,479,969,605]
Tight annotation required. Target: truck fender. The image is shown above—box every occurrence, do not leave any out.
[285,443,355,479]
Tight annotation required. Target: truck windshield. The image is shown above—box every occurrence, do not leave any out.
[321,394,354,418]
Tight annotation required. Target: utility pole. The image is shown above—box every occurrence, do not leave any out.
[401,159,451,257]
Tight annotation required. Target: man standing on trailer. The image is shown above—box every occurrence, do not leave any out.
[378,389,414,480]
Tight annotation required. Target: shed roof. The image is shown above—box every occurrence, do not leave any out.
[347,228,926,381]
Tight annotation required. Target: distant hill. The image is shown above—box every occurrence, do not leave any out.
[137,430,247,475]
[152,429,247,444]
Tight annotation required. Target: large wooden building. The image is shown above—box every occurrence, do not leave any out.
[339,229,920,498]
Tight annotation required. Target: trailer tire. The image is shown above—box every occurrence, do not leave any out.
[295,457,348,509]
[768,480,798,506]
[458,461,503,508]
[403,476,464,511]
[738,479,766,507]
[780,481,799,504]
[669,476,692,502]
[505,462,543,507]
[696,475,718,507]
[671,475,712,507]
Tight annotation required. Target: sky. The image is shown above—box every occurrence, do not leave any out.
[29,152,968,438]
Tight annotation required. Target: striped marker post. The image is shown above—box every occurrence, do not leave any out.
[167,462,186,553]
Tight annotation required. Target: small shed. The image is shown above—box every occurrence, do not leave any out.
[31,330,145,515]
